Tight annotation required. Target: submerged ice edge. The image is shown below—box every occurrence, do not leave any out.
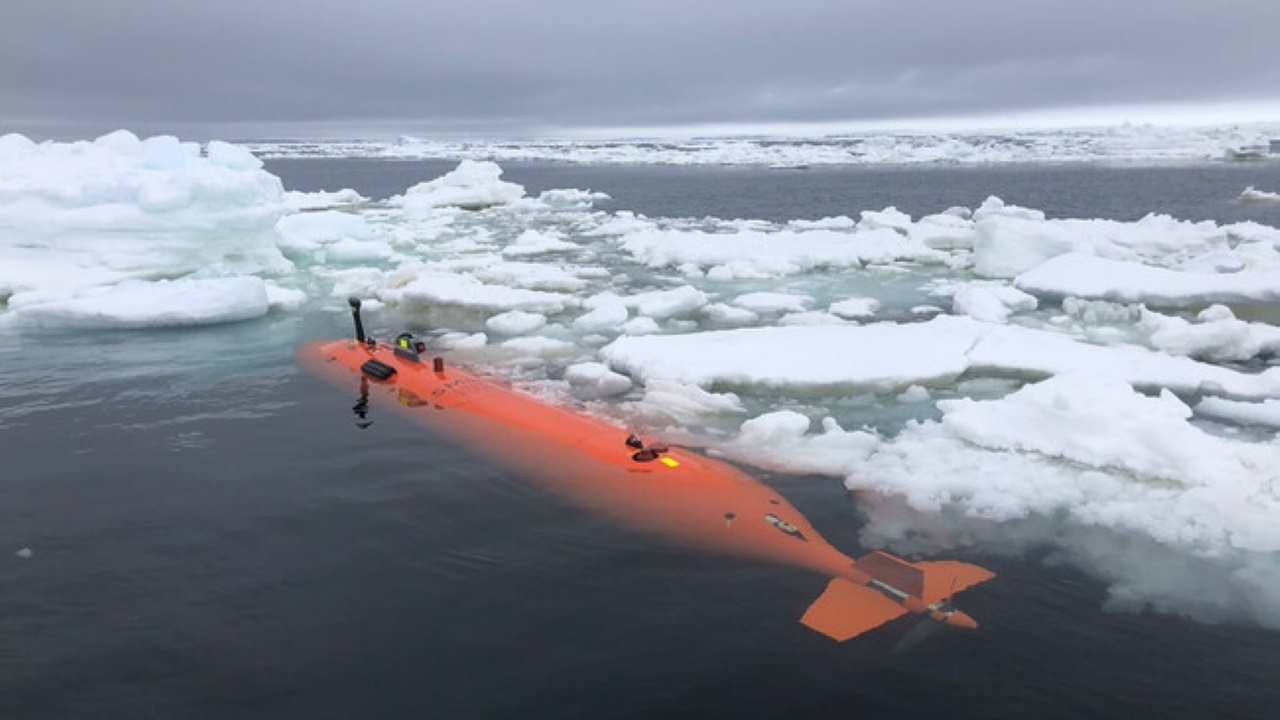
[4,131,1280,631]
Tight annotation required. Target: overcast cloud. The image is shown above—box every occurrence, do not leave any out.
[4,0,1280,139]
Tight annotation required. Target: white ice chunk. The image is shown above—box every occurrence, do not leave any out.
[1196,397,1280,428]
[438,332,488,350]
[13,276,270,329]
[1141,305,1280,362]
[500,336,577,357]
[602,319,978,393]
[1240,186,1280,203]
[618,226,943,278]
[265,282,307,311]
[276,210,371,254]
[701,302,760,326]
[622,317,662,335]
[726,412,880,476]
[390,160,525,212]
[574,295,630,333]
[1062,297,1141,324]
[0,132,290,303]
[283,188,368,211]
[912,212,975,250]
[626,379,746,427]
[896,385,931,403]
[731,291,812,314]
[486,310,548,335]
[471,261,589,293]
[380,267,577,314]
[858,207,912,235]
[787,216,856,231]
[973,196,1046,222]
[828,296,881,319]
[1017,252,1280,306]
[602,315,1280,399]
[323,238,396,264]
[952,282,1038,323]
[939,375,1202,484]
[501,229,579,257]
[973,212,1075,278]
[534,188,610,211]
[976,203,1237,280]
[564,361,633,397]
[626,285,708,319]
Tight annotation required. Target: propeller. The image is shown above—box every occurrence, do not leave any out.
[892,576,958,655]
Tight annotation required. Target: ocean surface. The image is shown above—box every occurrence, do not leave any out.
[4,159,1280,719]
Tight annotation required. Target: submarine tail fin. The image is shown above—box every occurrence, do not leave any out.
[800,578,908,641]
[802,553,996,641]
[856,550,994,604]
[910,559,996,604]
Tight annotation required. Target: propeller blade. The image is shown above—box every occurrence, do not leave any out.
[892,615,946,655]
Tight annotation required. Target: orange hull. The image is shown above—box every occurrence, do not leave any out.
[298,335,994,641]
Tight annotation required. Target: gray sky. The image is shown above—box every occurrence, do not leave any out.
[4,0,1280,140]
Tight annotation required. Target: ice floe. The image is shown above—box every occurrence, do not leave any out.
[10,276,271,329]
[1240,186,1280,203]
[1016,252,1280,307]
[0,131,291,325]
[389,159,525,211]
[600,316,1280,399]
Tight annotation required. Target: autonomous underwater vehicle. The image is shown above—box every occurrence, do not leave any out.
[296,298,995,642]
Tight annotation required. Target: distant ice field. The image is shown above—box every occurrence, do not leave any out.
[5,130,1280,634]
[243,122,1280,166]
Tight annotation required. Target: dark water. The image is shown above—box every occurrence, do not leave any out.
[4,160,1280,719]
[266,156,1280,225]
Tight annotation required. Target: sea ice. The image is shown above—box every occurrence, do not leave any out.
[843,373,1280,626]
[11,277,271,329]
[564,361,633,397]
[1016,252,1280,307]
[602,315,1280,399]
[389,159,525,212]
[486,310,548,335]
[951,282,1038,323]
[0,131,290,318]
[1240,186,1280,203]
[284,188,369,211]
[243,121,1280,167]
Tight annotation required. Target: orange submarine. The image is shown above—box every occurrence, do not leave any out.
[297,298,995,642]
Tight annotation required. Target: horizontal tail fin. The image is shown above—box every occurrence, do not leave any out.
[801,552,996,641]
[800,578,908,641]
[910,559,995,604]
